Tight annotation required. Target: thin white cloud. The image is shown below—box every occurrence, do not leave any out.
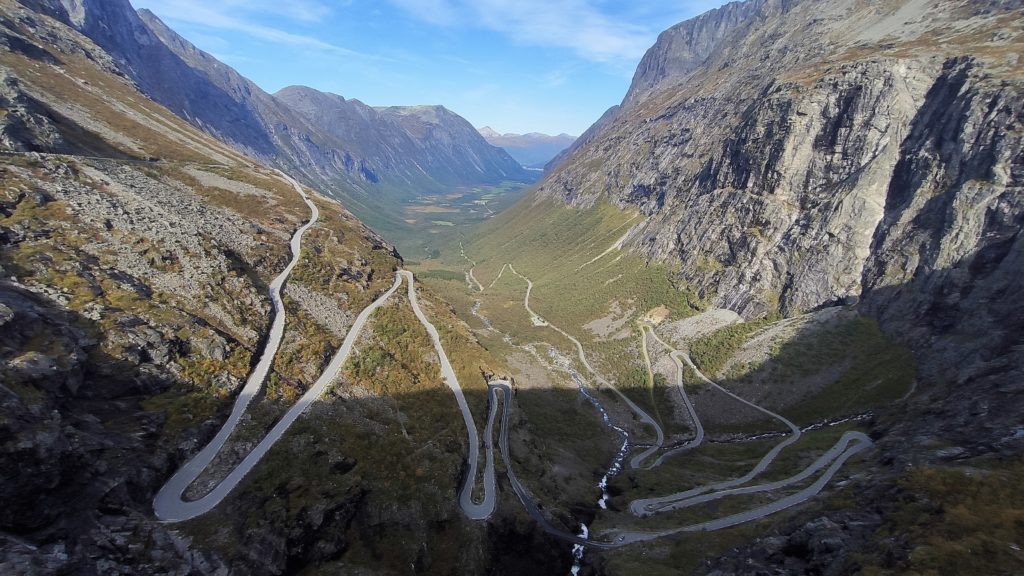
[544,68,569,87]
[388,0,657,63]
[240,0,334,23]
[131,0,360,55]
[388,0,460,26]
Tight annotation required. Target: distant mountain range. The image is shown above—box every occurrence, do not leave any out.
[22,0,535,234]
[478,127,575,169]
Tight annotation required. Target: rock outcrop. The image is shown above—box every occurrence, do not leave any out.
[623,0,770,108]
[545,0,767,172]
[534,0,1023,443]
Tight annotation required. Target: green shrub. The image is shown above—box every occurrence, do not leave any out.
[416,269,465,282]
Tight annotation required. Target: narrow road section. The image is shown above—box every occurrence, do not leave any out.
[158,231,876,542]
[637,324,705,469]
[630,328,803,516]
[459,242,484,292]
[154,245,496,522]
[402,270,495,519]
[154,172,403,522]
[605,430,872,545]
[466,257,873,549]
[506,264,665,466]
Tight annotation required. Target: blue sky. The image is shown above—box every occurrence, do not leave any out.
[130,0,728,136]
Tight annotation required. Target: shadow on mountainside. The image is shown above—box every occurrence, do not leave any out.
[0,281,207,572]
[2,236,1023,576]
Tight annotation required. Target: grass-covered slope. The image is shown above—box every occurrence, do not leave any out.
[464,192,698,331]
[408,182,931,574]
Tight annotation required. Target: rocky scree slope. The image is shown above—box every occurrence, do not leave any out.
[536,0,1023,447]
[0,1,438,572]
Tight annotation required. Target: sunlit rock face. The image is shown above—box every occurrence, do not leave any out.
[536,0,1024,445]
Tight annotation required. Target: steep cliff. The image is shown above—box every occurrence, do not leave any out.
[545,0,768,171]
[543,0,1022,316]
[534,1,1022,427]
[622,0,770,107]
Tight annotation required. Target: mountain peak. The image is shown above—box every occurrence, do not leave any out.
[379,104,453,125]
[478,126,502,138]
[275,84,344,100]
[478,128,577,169]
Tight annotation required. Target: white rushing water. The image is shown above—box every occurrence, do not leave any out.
[470,299,494,330]
[547,346,630,574]
[570,524,589,576]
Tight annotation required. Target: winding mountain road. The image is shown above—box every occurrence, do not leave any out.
[468,258,873,548]
[484,380,606,548]
[402,269,495,520]
[153,172,404,522]
[154,269,496,522]
[459,242,484,292]
[630,328,804,516]
[154,175,495,523]
[604,429,872,545]
[155,208,873,551]
[478,357,870,549]
[505,264,665,467]
[638,324,705,469]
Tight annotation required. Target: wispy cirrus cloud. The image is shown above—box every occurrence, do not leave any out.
[131,0,360,55]
[387,0,657,63]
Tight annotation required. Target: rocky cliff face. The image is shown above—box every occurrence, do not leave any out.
[623,0,770,108]
[546,0,767,171]
[859,55,1024,450]
[536,0,1023,433]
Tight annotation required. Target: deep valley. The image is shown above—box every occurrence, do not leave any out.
[1,0,1022,575]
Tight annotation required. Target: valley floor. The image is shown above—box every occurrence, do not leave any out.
[403,203,917,572]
